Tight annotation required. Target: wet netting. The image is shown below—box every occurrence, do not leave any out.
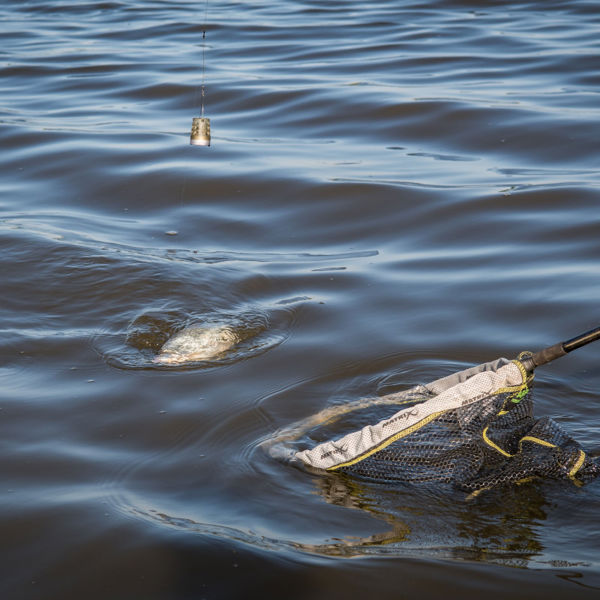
[289,357,600,496]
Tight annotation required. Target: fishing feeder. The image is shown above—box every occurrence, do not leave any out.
[190,117,210,146]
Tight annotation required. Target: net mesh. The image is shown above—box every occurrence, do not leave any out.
[290,359,599,496]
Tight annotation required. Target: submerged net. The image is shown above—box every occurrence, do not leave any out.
[290,358,599,496]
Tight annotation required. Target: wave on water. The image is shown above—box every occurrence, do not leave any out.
[2,0,600,596]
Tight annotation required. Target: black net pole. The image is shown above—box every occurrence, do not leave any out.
[520,326,600,372]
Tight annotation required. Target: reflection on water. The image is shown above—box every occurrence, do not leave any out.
[308,472,583,566]
[116,462,590,568]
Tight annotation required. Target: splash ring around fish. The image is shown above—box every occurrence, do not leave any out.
[95,307,293,370]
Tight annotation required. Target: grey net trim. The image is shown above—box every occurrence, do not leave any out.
[295,359,523,471]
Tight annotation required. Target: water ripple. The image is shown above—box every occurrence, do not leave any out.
[2,0,600,596]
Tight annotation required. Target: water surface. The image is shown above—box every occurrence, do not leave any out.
[2,1,600,598]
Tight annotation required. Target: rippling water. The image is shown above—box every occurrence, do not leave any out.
[2,1,600,598]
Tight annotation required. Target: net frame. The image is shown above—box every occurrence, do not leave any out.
[289,357,597,495]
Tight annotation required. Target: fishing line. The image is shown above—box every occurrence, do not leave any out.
[190,0,211,146]
[200,0,208,118]
[179,1,210,217]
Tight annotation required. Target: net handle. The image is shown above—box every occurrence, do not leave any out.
[519,326,600,371]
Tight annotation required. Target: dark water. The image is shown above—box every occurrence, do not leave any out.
[2,0,600,597]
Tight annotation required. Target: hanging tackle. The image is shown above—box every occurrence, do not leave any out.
[190,0,211,146]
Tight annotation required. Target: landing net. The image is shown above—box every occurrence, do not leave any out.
[289,357,599,496]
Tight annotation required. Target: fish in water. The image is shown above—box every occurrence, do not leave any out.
[153,324,239,365]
